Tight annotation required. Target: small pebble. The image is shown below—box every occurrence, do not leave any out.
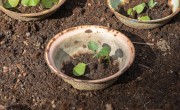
[6,30,12,37]
[137,77,143,81]
[52,104,56,108]
[88,3,92,6]
[51,100,55,104]
[105,104,113,110]
[32,98,35,102]
[22,72,27,77]
[26,32,31,37]
[3,66,9,73]
[100,17,105,22]
[71,107,75,110]
[51,100,56,108]
[12,98,17,103]
[170,70,173,74]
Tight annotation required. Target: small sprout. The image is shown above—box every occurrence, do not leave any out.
[41,0,58,8]
[72,41,112,77]
[98,45,111,59]
[133,3,146,14]
[127,8,136,18]
[21,0,40,6]
[88,41,99,52]
[98,45,111,63]
[4,0,20,8]
[88,41,111,60]
[88,41,100,58]
[127,8,133,15]
[73,63,87,76]
[126,0,158,20]
[138,15,151,20]
[148,0,157,9]
[4,0,59,9]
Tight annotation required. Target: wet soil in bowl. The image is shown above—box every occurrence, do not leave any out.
[0,0,180,109]
[8,4,46,13]
[61,54,119,80]
[3,2,58,13]
[119,0,172,20]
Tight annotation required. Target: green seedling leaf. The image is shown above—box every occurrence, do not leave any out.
[98,45,111,58]
[4,0,20,8]
[127,8,136,18]
[133,3,146,14]
[41,0,54,8]
[73,63,86,76]
[41,0,59,8]
[138,15,151,20]
[21,0,40,6]
[148,0,157,9]
[127,8,133,15]
[88,41,99,52]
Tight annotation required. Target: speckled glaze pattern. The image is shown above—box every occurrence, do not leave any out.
[45,25,135,90]
[0,0,65,21]
[63,78,119,90]
[107,0,180,29]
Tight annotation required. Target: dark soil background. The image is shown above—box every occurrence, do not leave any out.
[0,0,179,110]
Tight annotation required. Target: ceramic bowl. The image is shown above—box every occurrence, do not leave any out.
[45,25,135,90]
[107,0,180,29]
[0,0,66,21]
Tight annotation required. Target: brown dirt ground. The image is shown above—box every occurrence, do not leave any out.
[0,0,179,110]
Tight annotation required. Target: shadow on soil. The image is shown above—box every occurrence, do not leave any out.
[113,31,157,85]
[49,0,87,19]
[7,104,31,110]
[168,13,180,24]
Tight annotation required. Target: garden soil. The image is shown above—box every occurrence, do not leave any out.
[0,0,179,110]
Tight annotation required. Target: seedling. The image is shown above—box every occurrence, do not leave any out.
[127,0,158,20]
[133,3,146,14]
[88,41,99,58]
[127,8,136,18]
[4,0,20,8]
[73,63,87,76]
[148,0,157,9]
[4,0,59,9]
[73,41,111,76]
[138,15,151,20]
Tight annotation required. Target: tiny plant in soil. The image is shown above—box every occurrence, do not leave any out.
[4,0,59,9]
[73,41,111,76]
[127,0,157,20]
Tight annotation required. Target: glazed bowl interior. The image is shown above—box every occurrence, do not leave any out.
[108,0,179,21]
[45,26,135,82]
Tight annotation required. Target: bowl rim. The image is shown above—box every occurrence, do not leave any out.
[45,25,135,83]
[107,0,180,23]
[0,0,66,17]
